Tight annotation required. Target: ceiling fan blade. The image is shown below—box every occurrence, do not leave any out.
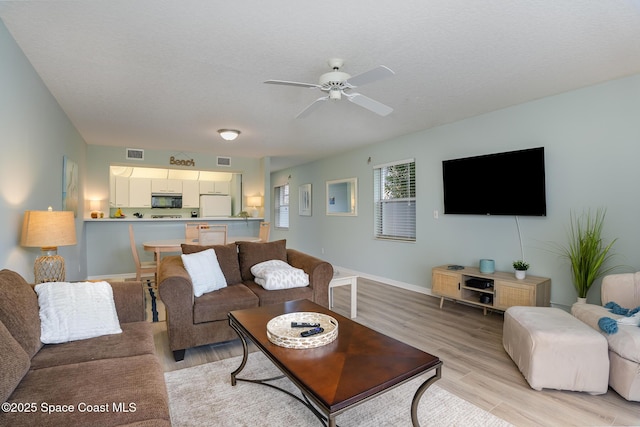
[345,65,395,87]
[264,79,321,89]
[296,96,328,118]
[347,93,393,116]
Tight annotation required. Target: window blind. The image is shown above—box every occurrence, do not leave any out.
[373,159,416,241]
[274,183,289,229]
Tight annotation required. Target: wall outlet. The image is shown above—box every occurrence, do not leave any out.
[433,210,439,219]
[321,248,325,254]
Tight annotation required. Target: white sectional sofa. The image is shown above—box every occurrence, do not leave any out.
[571,272,640,401]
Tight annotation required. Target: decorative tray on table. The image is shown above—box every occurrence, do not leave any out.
[266,312,338,349]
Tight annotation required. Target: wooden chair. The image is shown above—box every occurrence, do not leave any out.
[185,222,207,243]
[259,221,271,242]
[198,224,227,245]
[128,224,157,286]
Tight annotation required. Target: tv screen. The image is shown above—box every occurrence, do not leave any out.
[442,147,546,216]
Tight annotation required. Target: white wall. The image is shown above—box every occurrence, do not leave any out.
[0,20,87,282]
[271,73,640,309]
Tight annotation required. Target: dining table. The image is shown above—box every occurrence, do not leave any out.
[143,236,262,279]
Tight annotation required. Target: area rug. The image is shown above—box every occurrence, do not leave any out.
[164,352,512,427]
[143,282,165,322]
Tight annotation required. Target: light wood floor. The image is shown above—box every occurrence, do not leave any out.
[150,279,639,426]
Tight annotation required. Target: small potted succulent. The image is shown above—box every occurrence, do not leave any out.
[236,210,250,224]
[513,260,530,280]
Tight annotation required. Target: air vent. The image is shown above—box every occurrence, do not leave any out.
[217,156,231,167]
[126,148,144,160]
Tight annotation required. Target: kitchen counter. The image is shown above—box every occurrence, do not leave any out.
[84,216,264,278]
[85,217,263,222]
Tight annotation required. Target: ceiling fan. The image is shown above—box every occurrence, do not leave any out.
[264,58,395,118]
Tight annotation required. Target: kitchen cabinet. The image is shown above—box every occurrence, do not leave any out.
[199,180,230,195]
[129,178,151,207]
[182,180,200,208]
[111,176,129,208]
[151,179,182,194]
[109,174,115,207]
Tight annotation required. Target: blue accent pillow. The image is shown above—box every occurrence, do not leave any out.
[598,317,618,334]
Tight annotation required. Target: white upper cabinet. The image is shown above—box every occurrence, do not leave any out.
[112,176,129,207]
[129,178,152,207]
[182,180,200,208]
[151,179,182,194]
[200,180,230,195]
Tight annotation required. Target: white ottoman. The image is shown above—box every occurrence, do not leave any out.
[503,306,609,394]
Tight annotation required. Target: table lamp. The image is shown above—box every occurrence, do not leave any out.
[247,196,262,218]
[89,199,101,218]
[21,207,77,283]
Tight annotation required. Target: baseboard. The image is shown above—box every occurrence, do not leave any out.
[332,265,434,297]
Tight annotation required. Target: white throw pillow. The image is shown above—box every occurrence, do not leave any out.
[181,249,227,297]
[250,259,309,290]
[35,281,122,344]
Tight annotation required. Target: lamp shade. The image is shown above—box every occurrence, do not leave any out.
[247,196,262,207]
[21,210,77,249]
[89,199,101,211]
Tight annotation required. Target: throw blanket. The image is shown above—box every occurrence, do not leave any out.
[598,301,640,334]
[250,260,309,290]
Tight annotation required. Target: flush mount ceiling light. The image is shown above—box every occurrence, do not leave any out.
[217,129,241,141]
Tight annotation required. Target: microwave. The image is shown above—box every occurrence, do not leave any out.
[151,194,182,209]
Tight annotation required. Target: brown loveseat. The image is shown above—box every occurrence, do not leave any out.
[158,240,333,361]
[0,269,171,427]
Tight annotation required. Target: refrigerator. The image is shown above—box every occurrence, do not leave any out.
[200,195,232,217]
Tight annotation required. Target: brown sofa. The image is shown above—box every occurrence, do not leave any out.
[0,269,171,427]
[158,240,333,361]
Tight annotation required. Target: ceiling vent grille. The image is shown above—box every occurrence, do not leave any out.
[217,156,231,167]
[126,148,144,160]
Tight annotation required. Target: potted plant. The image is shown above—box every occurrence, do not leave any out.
[556,208,618,302]
[236,210,250,224]
[512,260,529,280]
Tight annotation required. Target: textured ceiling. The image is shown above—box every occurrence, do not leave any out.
[1,1,640,170]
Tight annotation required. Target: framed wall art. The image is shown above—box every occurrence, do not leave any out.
[62,156,78,217]
[299,183,312,216]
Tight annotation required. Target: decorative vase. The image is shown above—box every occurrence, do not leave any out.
[576,297,587,304]
[515,270,526,280]
[479,259,495,274]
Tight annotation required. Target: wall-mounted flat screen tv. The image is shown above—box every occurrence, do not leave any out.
[442,147,546,216]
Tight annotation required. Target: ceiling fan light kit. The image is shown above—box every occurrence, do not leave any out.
[217,129,241,141]
[264,58,395,118]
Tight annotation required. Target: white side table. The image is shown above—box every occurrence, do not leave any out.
[329,273,358,318]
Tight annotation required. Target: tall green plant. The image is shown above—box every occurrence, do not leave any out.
[559,208,617,299]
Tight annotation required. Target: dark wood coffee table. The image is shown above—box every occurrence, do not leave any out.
[228,299,442,427]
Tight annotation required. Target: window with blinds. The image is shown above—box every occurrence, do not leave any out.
[274,183,289,229]
[373,159,416,241]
